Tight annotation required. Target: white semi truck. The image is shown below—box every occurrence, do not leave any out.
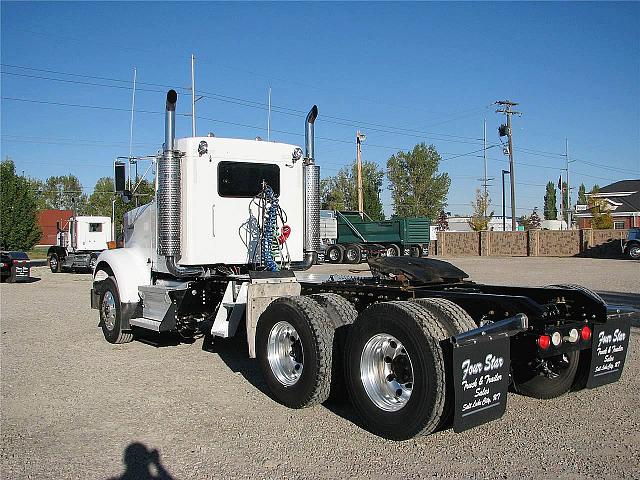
[48,215,112,273]
[90,90,632,440]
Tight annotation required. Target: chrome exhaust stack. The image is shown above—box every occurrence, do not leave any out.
[293,105,320,270]
[158,89,202,277]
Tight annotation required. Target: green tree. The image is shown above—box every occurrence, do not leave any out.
[588,185,613,229]
[577,183,587,205]
[387,143,450,219]
[37,174,88,213]
[529,208,542,230]
[320,160,385,220]
[0,159,42,250]
[468,189,494,231]
[561,181,569,222]
[86,176,155,237]
[543,181,557,220]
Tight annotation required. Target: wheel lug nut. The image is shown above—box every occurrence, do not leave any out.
[389,340,397,349]
[395,389,402,397]
[384,356,392,364]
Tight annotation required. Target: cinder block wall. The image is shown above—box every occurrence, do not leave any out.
[434,229,628,257]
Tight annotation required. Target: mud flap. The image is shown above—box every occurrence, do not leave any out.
[586,317,631,389]
[452,335,511,433]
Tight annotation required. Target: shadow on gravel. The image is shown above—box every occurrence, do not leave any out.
[3,277,41,283]
[132,328,196,348]
[201,323,365,429]
[202,326,271,396]
[107,442,174,480]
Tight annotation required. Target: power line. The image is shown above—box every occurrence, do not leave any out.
[2,65,485,144]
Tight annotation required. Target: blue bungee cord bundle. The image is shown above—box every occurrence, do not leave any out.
[261,185,279,271]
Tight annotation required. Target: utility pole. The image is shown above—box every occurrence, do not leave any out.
[191,54,196,137]
[478,119,494,219]
[565,138,575,229]
[496,100,522,231]
[502,169,510,231]
[356,131,366,217]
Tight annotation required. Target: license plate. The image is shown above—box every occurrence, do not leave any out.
[586,317,631,388]
[452,335,510,432]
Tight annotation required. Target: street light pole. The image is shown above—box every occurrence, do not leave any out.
[502,169,510,231]
[356,131,366,218]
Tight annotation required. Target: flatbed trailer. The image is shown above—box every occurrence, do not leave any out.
[90,89,633,440]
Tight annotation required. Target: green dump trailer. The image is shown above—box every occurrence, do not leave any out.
[321,210,430,264]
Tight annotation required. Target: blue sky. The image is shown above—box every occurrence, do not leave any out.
[2,1,639,217]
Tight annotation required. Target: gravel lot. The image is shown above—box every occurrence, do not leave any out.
[2,257,639,479]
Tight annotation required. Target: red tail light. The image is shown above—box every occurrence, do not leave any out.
[581,326,592,341]
[538,335,551,350]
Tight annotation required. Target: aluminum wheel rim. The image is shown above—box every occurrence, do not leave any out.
[101,291,117,331]
[50,257,57,270]
[329,248,340,261]
[360,333,414,412]
[267,321,304,386]
[90,257,97,270]
[386,247,396,257]
[346,249,357,261]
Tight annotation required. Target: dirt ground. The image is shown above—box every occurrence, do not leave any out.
[1,257,639,479]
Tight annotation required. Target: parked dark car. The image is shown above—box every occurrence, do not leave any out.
[622,228,640,260]
[0,251,31,283]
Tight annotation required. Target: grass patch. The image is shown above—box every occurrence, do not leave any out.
[27,246,49,260]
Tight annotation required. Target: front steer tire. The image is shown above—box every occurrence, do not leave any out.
[49,254,62,273]
[256,296,334,409]
[99,277,133,344]
[344,301,448,440]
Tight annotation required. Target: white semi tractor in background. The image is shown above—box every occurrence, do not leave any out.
[48,215,112,273]
[90,90,632,440]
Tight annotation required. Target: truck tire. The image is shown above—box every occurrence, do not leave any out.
[546,284,605,305]
[309,293,358,401]
[344,301,448,440]
[385,244,401,257]
[89,254,98,272]
[412,298,477,336]
[256,296,334,408]
[49,254,62,273]
[99,277,133,344]
[627,244,640,260]
[344,244,362,264]
[513,350,580,399]
[411,298,477,430]
[326,245,344,264]
[409,245,423,257]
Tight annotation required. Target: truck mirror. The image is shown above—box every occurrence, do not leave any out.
[114,161,126,193]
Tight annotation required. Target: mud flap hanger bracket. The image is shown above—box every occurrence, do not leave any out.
[451,313,529,347]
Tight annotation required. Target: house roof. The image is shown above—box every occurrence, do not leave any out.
[599,179,640,194]
[615,191,640,213]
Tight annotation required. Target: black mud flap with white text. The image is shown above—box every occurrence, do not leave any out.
[452,335,510,433]
[586,317,631,389]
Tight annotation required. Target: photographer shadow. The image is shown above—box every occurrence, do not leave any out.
[108,442,174,480]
